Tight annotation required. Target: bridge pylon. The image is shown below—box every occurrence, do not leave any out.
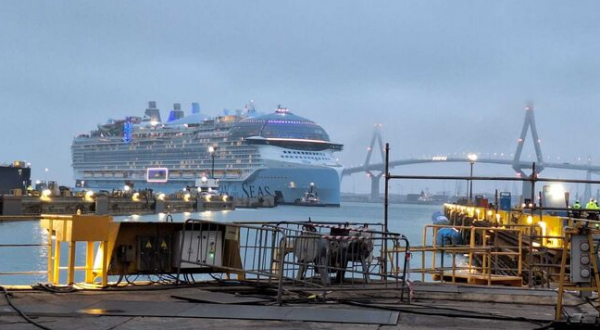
[364,124,385,201]
[583,170,592,203]
[369,172,384,202]
[512,103,545,198]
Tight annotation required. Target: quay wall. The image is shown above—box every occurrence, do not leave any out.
[0,195,239,217]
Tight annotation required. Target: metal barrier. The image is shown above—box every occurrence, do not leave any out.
[238,221,398,287]
[176,219,411,303]
[175,219,288,302]
[272,222,409,288]
[240,220,386,234]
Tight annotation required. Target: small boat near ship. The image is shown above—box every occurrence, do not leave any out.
[295,183,324,206]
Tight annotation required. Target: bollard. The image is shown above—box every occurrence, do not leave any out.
[95,196,109,215]
[196,199,205,212]
[155,199,165,213]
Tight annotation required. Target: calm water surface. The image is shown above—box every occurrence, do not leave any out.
[0,202,440,285]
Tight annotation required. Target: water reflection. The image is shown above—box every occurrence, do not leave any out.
[0,221,48,284]
[37,225,49,273]
[157,212,166,222]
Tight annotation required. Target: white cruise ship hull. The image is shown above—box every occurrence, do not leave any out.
[220,167,342,206]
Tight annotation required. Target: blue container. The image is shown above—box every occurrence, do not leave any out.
[499,192,512,211]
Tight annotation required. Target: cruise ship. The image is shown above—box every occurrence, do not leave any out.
[71,102,344,206]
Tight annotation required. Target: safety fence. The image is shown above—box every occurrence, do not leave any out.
[175,219,286,285]
[268,221,409,288]
[175,219,410,304]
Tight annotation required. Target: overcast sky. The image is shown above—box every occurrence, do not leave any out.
[1,1,600,194]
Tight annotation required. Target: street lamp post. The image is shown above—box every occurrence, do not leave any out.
[208,146,216,179]
[468,153,478,204]
[44,168,49,188]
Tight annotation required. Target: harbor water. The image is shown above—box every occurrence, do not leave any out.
[0,202,440,285]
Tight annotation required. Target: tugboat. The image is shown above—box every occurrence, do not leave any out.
[296,183,323,206]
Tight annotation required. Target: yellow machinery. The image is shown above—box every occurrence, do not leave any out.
[38,215,246,287]
[555,227,600,321]
[444,203,566,248]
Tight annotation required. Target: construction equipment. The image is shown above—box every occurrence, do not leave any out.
[555,227,600,322]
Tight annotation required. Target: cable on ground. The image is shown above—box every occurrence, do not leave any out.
[0,285,53,330]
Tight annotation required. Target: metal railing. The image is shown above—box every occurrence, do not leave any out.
[498,223,566,287]
[175,219,411,304]
[271,222,409,287]
[0,243,48,280]
[175,219,288,302]
[402,224,523,285]
[444,204,572,287]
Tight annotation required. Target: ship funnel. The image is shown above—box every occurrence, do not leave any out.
[167,103,185,122]
[144,101,162,124]
[191,102,200,114]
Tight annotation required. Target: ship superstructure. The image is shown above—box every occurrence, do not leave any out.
[71,102,344,205]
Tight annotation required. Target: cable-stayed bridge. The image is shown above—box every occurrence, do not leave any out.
[342,104,598,201]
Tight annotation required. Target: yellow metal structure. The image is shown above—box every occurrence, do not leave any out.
[40,214,112,287]
[444,203,566,248]
[391,224,523,286]
[555,227,600,321]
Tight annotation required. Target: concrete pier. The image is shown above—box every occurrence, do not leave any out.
[0,282,592,329]
[0,195,236,217]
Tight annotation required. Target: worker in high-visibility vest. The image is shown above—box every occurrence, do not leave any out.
[572,201,582,219]
[586,199,599,220]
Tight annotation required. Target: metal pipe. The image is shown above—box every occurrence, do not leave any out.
[383,143,390,277]
[384,143,390,233]
[469,162,474,204]
[277,234,286,305]
[399,236,411,302]
[528,163,536,287]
